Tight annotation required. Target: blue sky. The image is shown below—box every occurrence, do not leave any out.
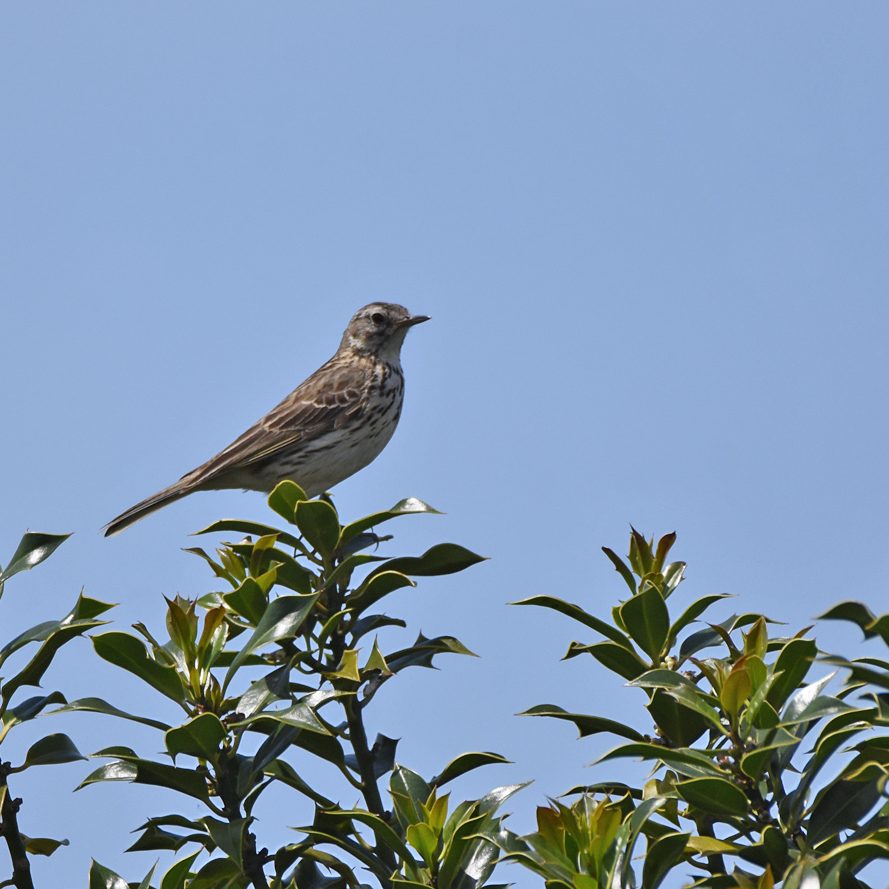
[2,3,889,886]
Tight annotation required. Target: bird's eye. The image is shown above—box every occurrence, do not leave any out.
[370,312,386,325]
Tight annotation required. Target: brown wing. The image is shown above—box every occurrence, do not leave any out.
[183,354,370,487]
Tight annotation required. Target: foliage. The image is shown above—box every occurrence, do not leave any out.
[80,482,513,889]
[0,530,110,889]
[512,529,889,888]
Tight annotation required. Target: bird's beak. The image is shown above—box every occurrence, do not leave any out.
[400,314,430,328]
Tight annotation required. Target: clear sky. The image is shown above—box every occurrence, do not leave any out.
[2,3,889,887]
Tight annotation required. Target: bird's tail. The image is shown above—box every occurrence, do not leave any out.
[104,481,194,537]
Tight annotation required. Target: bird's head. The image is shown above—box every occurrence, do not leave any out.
[340,302,430,359]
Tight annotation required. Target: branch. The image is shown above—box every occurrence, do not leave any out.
[0,765,34,889]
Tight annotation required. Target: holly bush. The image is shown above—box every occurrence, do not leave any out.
[2,502,888,888]
[511,530,889,889]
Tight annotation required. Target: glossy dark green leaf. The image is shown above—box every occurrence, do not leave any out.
[569,640,648,680]
[11,732,84,771]
[0,620,61,665]
[242,700,329,735]
[519,704,645,741]
[818,836,889,870]
[341,497,442,544]
[287,855,357,889]
[678,617,737,660]
[93,632,185,703]
[79,755,210,802]
[223,577,268,624]
[344,733,398,779]
[324,807,412,859]
[126,821,196,853]
[386,633,476,672]
[165,713,226,760]
[808,777,884,844]
[628,527,653,575]
[349,612,408,641]
[391,765,432,818]
[0,597,111,704]
[512,595,635,647]
[598,742,723,776]
[89,860,130,889]
[740,738,798,780]
[371,543,486,578]
[183,546,236,584]
[224,593,319,684]
[49,696,170,731]
[602,546,636,594]
[642,832,689,889]
[619,586,669,660]
[676,776,749,816]
[257,546,315,594]
[5,690,66,725]
[647,689,709,747]
[159,851,201,889]
[203,816,247,866]
[235,665,290,718]
[267,480,308,522]
[767,638,817,711]
[665,684,726,733]
[296,499,341,555]
[189,857,243,889]
[273,722,347,769]
[431,751,511,786]
[350,569,415,609]
[669,594,731,644]
[779,695,854,728]
[263,759,335,808]
[194,518,301,550]
[817,601,878,637]
[0,531,71,584]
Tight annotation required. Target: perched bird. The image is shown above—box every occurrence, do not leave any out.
[105,302,429,536]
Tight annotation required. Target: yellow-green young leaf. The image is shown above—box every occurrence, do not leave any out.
[267,480,308,523]
[407,822,440,866]
[364,639,392,675]
[685,836,739,855]
[746,655,767,690]
[423,793,450,833]
[720,660,753,719]
[744,618,768,660]
[249,534,279,575]
[758,867,775,889]
[22,836,69,857]
[329,649,361,683]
